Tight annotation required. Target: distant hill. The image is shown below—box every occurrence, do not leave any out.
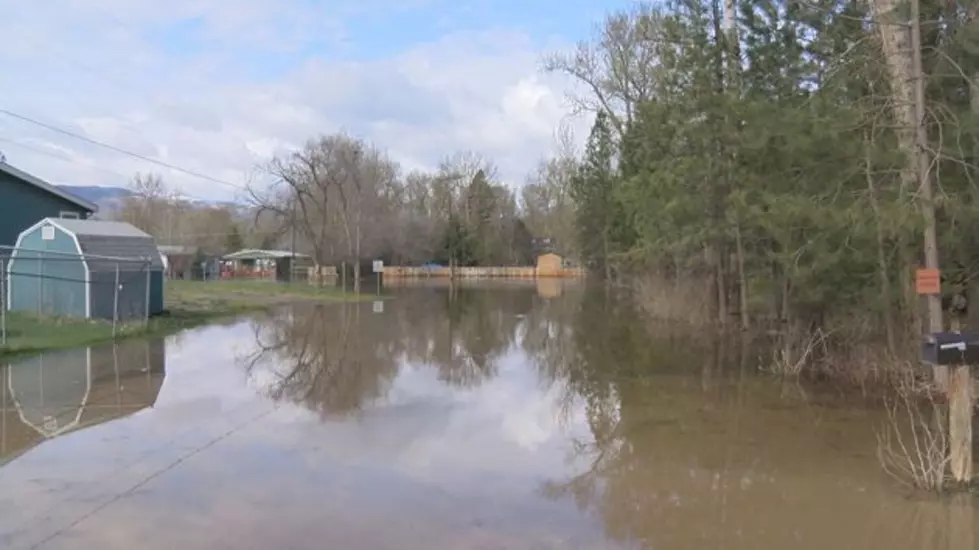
[57,185,239,214]
[57,185,134,204]
[57,185,133,216]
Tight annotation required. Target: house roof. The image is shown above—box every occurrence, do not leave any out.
[0,162,99,213]
[223,248,309,261]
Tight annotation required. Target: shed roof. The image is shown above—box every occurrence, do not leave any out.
[0,162,98,213]
[34,218,164,271]
[223,248,309,261]
[52,218,152,238]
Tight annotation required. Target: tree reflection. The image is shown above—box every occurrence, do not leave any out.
[243,303,399,416]
[528,288,970,550]
[529,285,761,547]
[242,285,538,416]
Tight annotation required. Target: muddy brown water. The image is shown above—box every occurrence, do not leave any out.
[0,282,975,550]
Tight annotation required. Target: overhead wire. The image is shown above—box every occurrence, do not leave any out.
[0,136,134,183]
[2,5,259,192]
[0,109,246,191]
[0,135,242,206]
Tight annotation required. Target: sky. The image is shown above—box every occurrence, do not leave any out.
[0,0,632,202]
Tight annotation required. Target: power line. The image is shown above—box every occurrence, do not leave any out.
[0,136,133,182]
[0,135,242,206]
[0,109,246,190]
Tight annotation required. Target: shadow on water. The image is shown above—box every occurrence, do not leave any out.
[0,281,974,550]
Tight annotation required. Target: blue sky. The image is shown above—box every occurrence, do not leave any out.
[0,0,634,200]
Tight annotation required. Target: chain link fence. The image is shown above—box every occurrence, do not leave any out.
[1,247,155,346]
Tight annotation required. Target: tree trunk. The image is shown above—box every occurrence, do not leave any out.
[602,225,612,282]
[354,220,362,293]
[709,0,731,326]
[716,245,729,324]
[735,223,749,330]
[870,0,946,386]
[865,132,896,354]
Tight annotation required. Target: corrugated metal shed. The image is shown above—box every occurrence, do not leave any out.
[7,218,166,320]
[52,219,164,273]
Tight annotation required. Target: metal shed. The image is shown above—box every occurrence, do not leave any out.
[6,218,165,320]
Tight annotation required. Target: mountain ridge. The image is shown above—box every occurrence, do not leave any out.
[57,185,239,211]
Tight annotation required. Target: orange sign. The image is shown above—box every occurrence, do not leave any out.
[915,268,941,295]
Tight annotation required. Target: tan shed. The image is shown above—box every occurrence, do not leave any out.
[536,253,563,277]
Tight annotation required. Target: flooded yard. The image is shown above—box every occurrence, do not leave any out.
[0,282,975,549]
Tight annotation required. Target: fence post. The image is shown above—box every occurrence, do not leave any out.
[1,258,6,346]
[144,258,151,325]
[36,253,42,315]
[113,262,120,337]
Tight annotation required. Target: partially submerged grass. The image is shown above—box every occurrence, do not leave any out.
[635,272,710,326]
[0,279,363,358]
[165,279,368,310]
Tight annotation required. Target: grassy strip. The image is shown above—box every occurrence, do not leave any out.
[0,279,362,358]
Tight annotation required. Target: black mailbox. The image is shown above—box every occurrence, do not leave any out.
[921,331,979,366]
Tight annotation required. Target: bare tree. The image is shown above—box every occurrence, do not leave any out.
[542,3,663,137]
[116,172,181,241]
[248,133,403,290]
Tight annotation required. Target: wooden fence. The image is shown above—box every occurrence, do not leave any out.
[307,265,339,285]
[381,266,585,279]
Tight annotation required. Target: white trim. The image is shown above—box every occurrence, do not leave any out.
[9,218,91,318]
[6,219,36,311]
[8,348,93,438]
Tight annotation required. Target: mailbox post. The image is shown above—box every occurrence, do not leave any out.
[922,331,975,485]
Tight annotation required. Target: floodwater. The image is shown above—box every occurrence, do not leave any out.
[0,281,975,550]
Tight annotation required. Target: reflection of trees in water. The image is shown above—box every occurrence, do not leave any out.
[427,288,531,388]
[245,304,400,416]
[529,288,975,550]
[243,287,537,416]
[530,286,761,548]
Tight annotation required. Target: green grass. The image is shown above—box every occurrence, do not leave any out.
[0,279,364,358]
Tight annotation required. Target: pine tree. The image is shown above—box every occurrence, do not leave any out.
[571,111,620,279]
[224,225,244,253]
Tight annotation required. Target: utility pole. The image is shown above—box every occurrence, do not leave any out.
[291,196,297,283]
[911,0,943,374]
[910,0,972,485]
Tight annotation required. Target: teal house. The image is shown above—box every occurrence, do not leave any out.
[0,161,97,249]
[6,218,165,320]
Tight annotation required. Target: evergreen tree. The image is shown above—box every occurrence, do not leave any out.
[571,111,622,279]
[465,169,497,265]
[224,225,244,253]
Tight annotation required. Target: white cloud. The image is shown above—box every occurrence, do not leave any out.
[0,1,593,201]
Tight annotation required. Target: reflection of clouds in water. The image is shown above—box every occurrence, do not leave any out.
[310,349,594,483]
[161,303,594,493]
[137,313,594,491]
[155,323,258,408]
[0,291,616,549]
